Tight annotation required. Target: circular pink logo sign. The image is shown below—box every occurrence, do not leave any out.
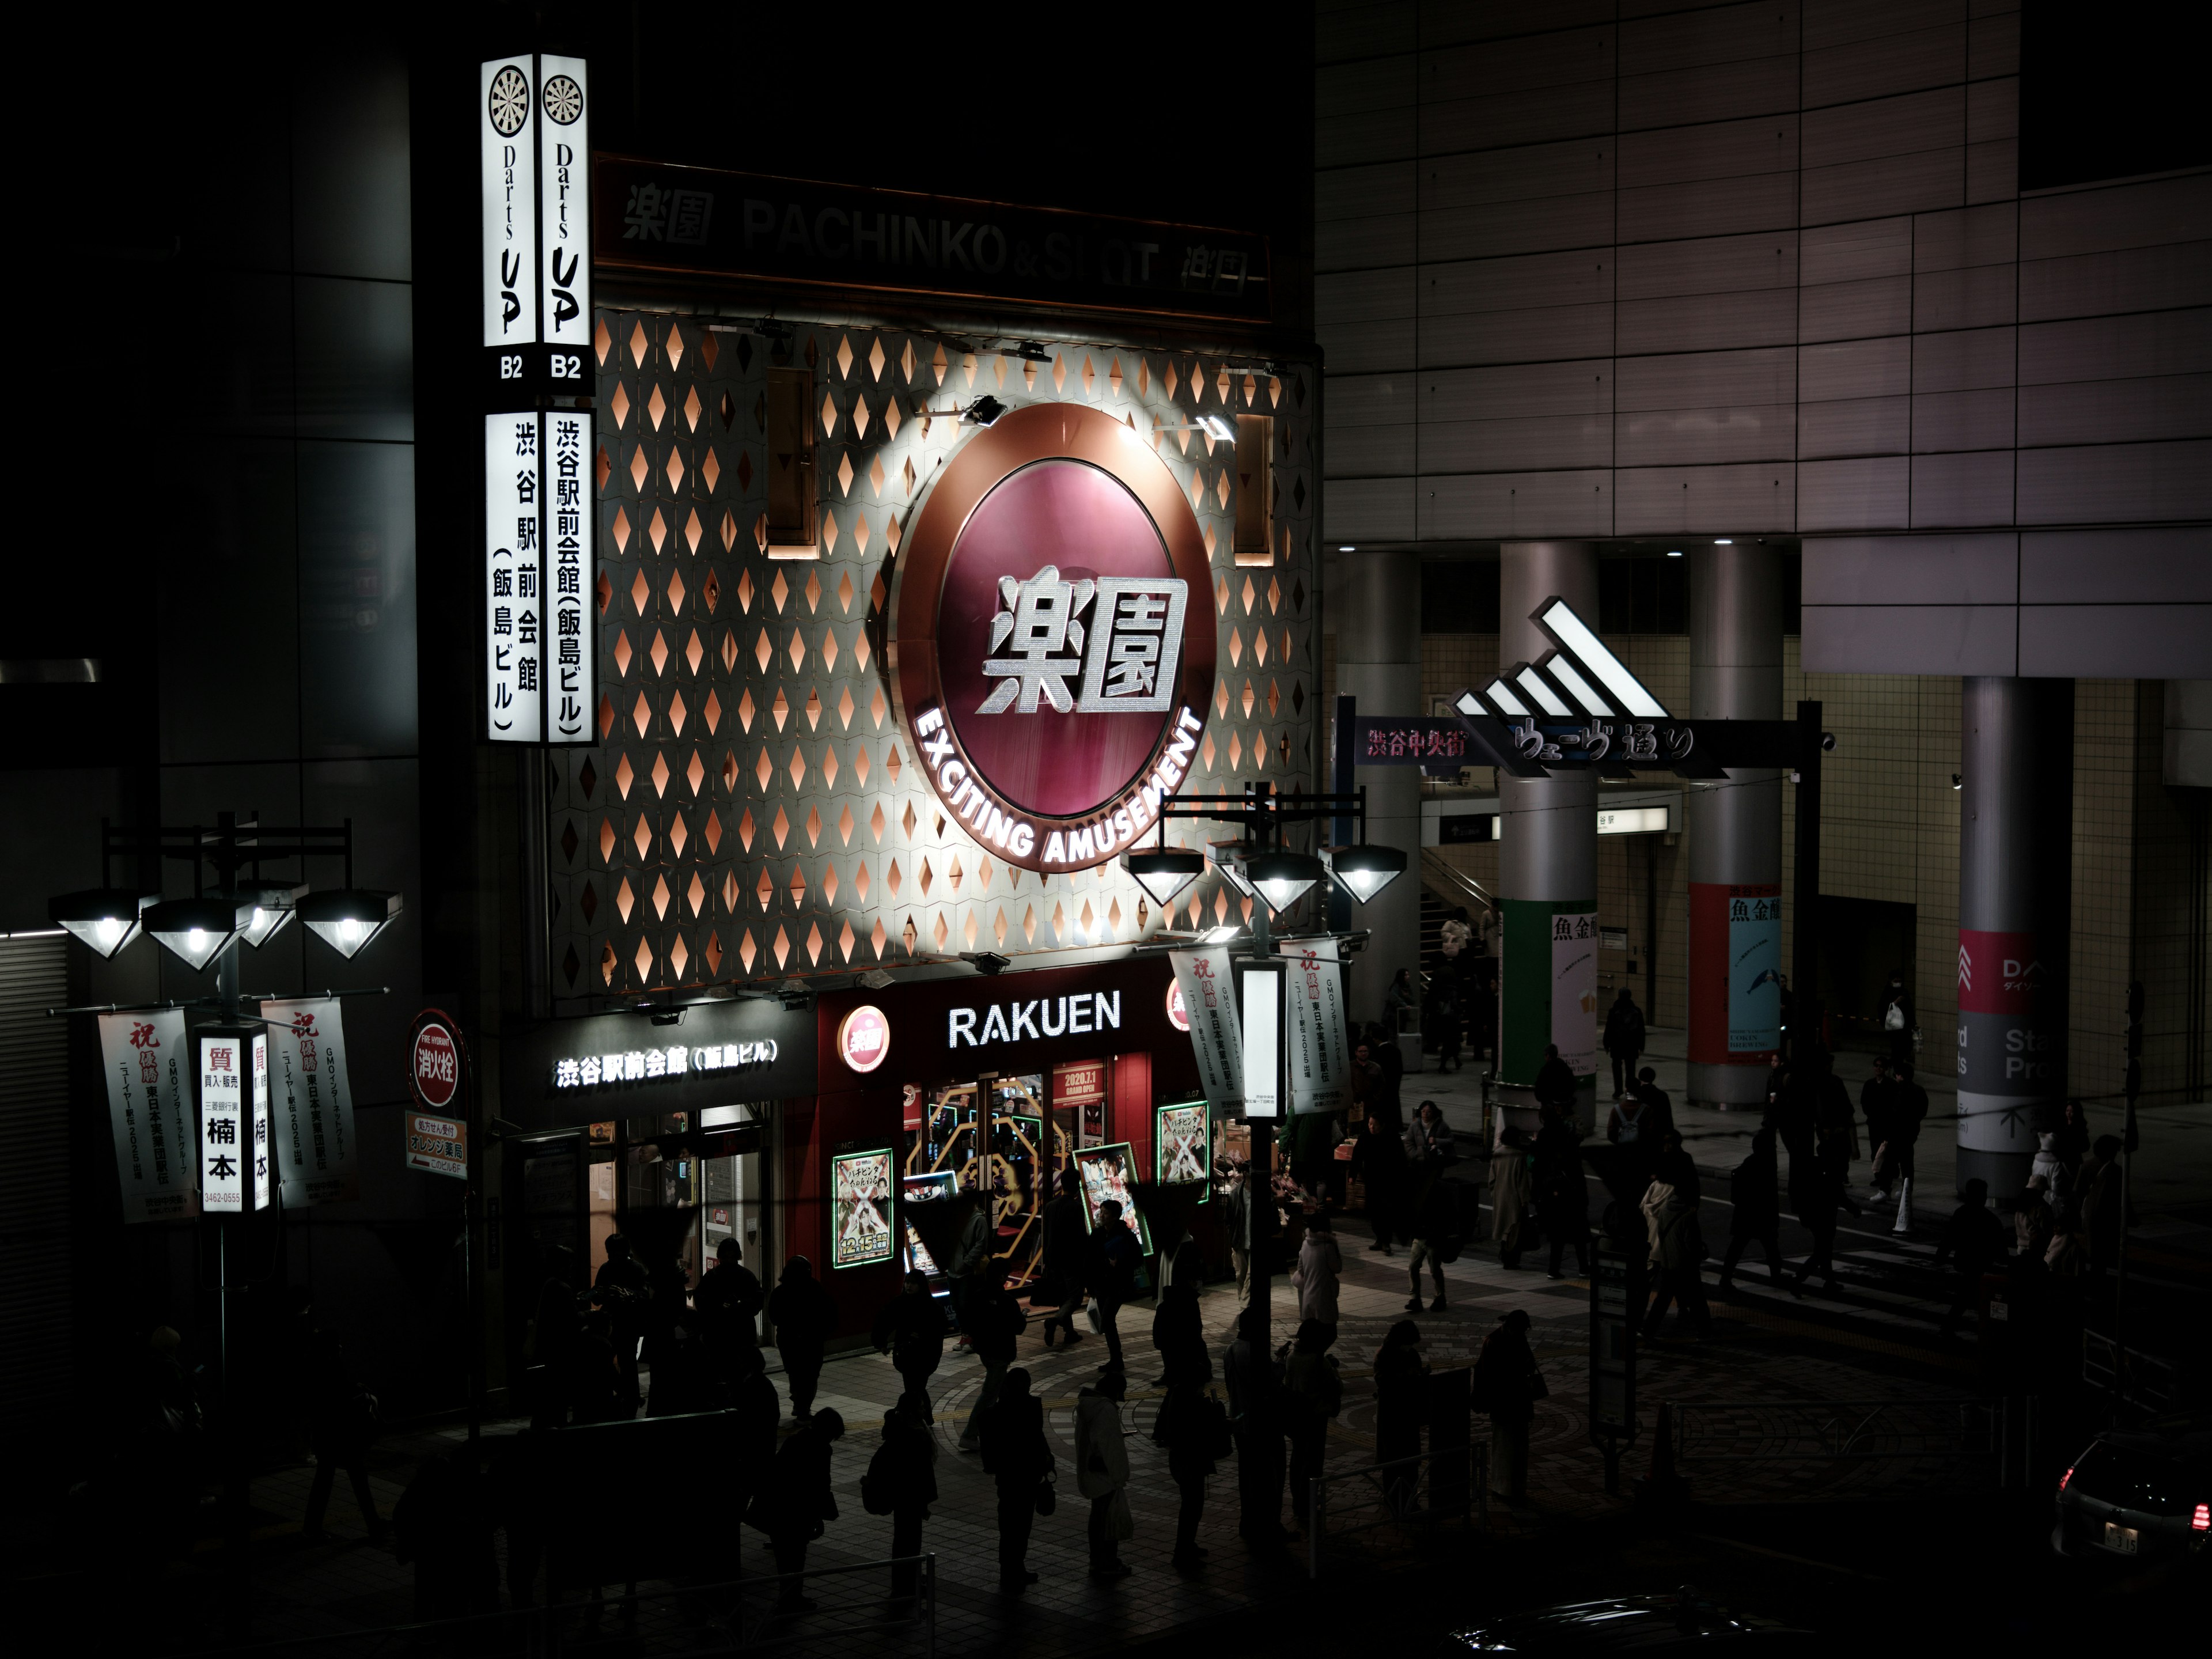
[937,461,1175,818]
[839,1005,891,1074]
[1166,980,1190,1032]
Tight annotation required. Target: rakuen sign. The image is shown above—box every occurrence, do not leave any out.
[890,403,1215,874]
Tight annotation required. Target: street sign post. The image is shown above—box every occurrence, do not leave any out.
[407,1007,483,1437]
[1589,1240,1643,1493]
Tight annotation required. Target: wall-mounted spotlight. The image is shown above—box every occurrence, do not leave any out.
[1012,340,1053,362]
[1194,411,1237,443]
[964,395,1007,426]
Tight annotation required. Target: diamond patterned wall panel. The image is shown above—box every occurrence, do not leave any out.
[547,308,1318,1004]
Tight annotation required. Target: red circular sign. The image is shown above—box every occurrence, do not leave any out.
[891,403,1215,873]
[410,1015,462,1111]
[838,1005,891,1074]
[1166,979,1190,1032]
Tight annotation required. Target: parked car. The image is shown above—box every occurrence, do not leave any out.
[1440,1592,1829,1654]
[2051,1410,2211,1563]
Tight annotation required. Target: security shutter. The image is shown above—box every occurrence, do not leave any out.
[0,935,70,1421]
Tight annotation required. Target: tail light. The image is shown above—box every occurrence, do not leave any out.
[2193,1503,2209,1532]
[2059,1466,2073,1491]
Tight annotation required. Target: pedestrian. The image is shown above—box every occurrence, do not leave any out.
[1788,1145,1862,1297]
[1934,1177,2010,1335]
[1150,1225,1206,1384]
[948,1192,994,1339]
[1385,967,1419,1035]
[1151,1354,1220,1574]
[2015,1175,2055,1260]
[1039,1166,1090,1348]
[865,1398,938,1601]
[593,1233,650,1417]
[1431,976,1465,1072]
[1292,1209,1343,1342]
[695,1235,766,1357]
[1717,1126,1789,1290]
[563,1305,623,1423]
[1534,1101,1590,1279]
[1075,1368,1134,1581]
[1222,1160,1253,1302]
[1085,1196,1141,1372]
[528,1245,582,1426]
[301,1327,384,1542]
[1470,1309,1542,1505]
[1815,1059,1858,1176]
[1366,1021,1407,1130]
[1225,1305,1289,1548]
[2043,1099,2091,1198]
[643,1244,693,1412]
[1881,972,1914,1071]
[959,1259,1025,1450]
[2079,1135,2125,1291]
[1641,1132,1713,1336]
[1406,1169,1459,1311]
[1353,1112,1409,1255]
[745,1407,845,1611]
[978,1365,1052,1593]
[1604,988,1646,1099]
[1861,1057,1896,1195]
[1490,1126,1532,1268]
[1406,1098,1455,1167]
[872,1268,946,1421]
[1888,1063,1930,1226]
[767,1255,836,1421]
[1282,1100,1340,1205]
[1533,1043,1577,1119]
[732,1342,781,1499]
[1439,906,1473,974]
[1281,1318,1343,1532]
[1633,1066,1675,1144]
[1372,1319,1427,1489]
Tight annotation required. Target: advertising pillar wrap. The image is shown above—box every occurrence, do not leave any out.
[1956,927,2065,1173]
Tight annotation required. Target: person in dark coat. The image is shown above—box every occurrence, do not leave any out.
[1934,1177,2010,1335]
[1085,1198,1141,1372]
[1225,1305,1289,1548]
[746,1407,844,1610]
[767,1256,836,1421]
[1604,988,1646,1099]
[1470,1309,1540,1503]
[1532,1044,1577,1117]
[1152,1355,1219,1574]
[302,1327,384,1541]
[1789,1146,1863,1296]
[731,1343,781,1503]
[1372,1320,1427,1505]
[958,1260,1025,1449]
[1533,1103,1589,1279]
[1150,1228,1207,1384]
[1880,973,1914,1070]
[1641,1133,1713,1336]
[873,1268,946,1422]
[1281,1319,1342,1532]
[1406,1172,1458,1311]
[562,1306,623,1424]
[529,1245,582,1427]
[1859,1057,1897,1195]
[1718,1126,1788,1290]
[592,1233,650,1418]
[1352,1112,1410,1255]
[1038,1167,1090,1348]
[1430,975,1465,1072]
[695,1236,766,1354]
[977,1366,1052,1593]
[1633,1066,1675,1144]
[1366,1021,1406,1130]
[872,1399,938,1600]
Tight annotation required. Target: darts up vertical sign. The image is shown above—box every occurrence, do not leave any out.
[479,53,594,746]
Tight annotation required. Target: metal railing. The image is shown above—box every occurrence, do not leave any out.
[2083,1331,2180,1416]
[209,1553,937,1658]
[1419,848,1493,914]
[1670,1397,2039,1486]
[1307,1442,1489,1579]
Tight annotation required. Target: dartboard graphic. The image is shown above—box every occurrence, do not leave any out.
[543,74,583,126]
[487,66,529,135]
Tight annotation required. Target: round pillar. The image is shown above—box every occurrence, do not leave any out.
[1957,677,2073,1199]
[1686,543,1783,1107]
[1338,548,1422,1028]
[1497,541,1599,1132]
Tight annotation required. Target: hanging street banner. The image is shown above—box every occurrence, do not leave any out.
[1169,945,1244,1116]
[262,997,359,1207]
[197,1026,271,1215]
[97,1010,200,1224]
[1285,935,1351,1116]
[479,54,592,400]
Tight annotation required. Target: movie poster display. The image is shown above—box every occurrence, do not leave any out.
[831,1149,895,1268]
[1154,1101,1210,1193]
[1073,1141,1153,1252]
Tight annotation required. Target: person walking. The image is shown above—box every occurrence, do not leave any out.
[1889,1063,1930,1229]
[695,1236,765,1357]
[958,1260,1025,1450]
[2078,1135,2125,1297]
[1225,1305,1289,1550]
[301,1327,385,1542]
[1372,1320,1427,1508]
[1385,967,1419,1035]
[1860,1056,1897,1197]
[745,1407,844,1612]
[866,1398,938,1601]
[1605,1090,1657,1191]
[1881,973,1914,1071]
[1406,1099,1455,1167]
[1075,1368,1134,1581]
[1150,1226,1207,1385]
[1292,1210,1343,1343]
[1490,1126,1533,1269]
[1366,1021,1407,1130]
[1406,1170,1459,1311]
[1152,1354,1220,1574]
[1815,1059,1858,1176]
[1934,1177,2010,1336]
[767,1256,836,1422]
[948,1193,994,1339]
[1281,1319,1343,1533]
[1717,1126,1789,1290]
[732,1344,781,1502]
[1788,1145,1863,1297]
[1353,1112,1409,1255]
[1085,1197,1141,1372]
[872,1268,946,1422]
[1533,1043,1578,1119]
[1633,1067,1675,1144]
[1534,1102,1589,1279]
[977,1366,1052,1594]
[1431,976,1465,1072]
[1470,1309,1541,1505]
[1604,988,1646,1100]
[1039,1167,1090,1349]
[1439,906,1474,976]
[593,1233,650,1418]
[1641,1132,1713,1337]
[1222,1160,1253,1302]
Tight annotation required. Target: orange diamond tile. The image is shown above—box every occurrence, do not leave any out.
[632,813,653,859]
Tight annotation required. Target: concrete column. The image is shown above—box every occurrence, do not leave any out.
[1957,677,2074,1199]
[1337,548,1422,1027]
[1686,544,1784,1107]
[1497,541,1599,1131]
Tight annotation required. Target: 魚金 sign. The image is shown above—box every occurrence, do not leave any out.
[890,403,1215,874]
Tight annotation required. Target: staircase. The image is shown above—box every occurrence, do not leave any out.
[1418,849,1493,975]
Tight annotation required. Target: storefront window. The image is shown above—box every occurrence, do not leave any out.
[901,1073,1067,1289]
